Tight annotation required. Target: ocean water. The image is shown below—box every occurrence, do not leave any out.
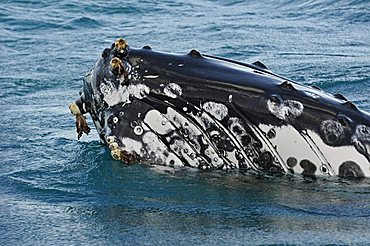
[1,0,370,244]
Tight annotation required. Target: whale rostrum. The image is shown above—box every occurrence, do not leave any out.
[70,38,370,178]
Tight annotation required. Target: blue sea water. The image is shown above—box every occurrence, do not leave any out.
[1,0,370,244]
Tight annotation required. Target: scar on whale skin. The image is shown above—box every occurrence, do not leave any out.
[267,96,304,121]
[338,161,365,178]
[321,120,345,145]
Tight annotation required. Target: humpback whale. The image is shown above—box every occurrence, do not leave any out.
[69,38,370,178]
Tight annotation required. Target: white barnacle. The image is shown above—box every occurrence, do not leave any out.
[106,136,116,144]
[111,148,126,161]
[202,101,228,121]
[134,126,144,136]
[109,142,119,150]
[163,83,182,98]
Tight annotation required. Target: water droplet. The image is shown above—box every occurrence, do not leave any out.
[229,95,233,103]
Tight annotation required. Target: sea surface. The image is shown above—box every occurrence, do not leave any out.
[1,0,370,245]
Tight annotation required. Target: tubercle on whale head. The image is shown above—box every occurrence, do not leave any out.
[112,37,129,58]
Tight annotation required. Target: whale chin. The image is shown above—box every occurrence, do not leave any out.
[70,38,370,178]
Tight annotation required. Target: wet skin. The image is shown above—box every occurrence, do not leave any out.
[71,39,370,178]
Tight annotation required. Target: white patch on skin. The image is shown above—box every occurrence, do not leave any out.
[144,110,176,135]
[166,107,203,153]
[226,150,238,167]
[259,124,324,175]
[169,139,200,167]
[142,123,150,131]
[163,83,182,98]
[307,130,370,177]
[204,146,223,167]
[191,109,254,169]
[167,107,228,168]
[100,82,149,107]
[202,102,228,121]
[191,111,211,130]
[121,137,143,154]
[267,98,304,121]
[227,117,267,169]
[142,132,183,167]
[228,117,246,136]
[167,108,202,135]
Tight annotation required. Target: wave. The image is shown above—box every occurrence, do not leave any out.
[64,16,103,30]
